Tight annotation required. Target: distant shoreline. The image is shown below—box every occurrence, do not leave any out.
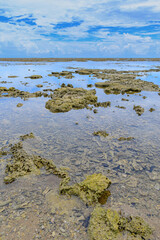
[0,58,160,62]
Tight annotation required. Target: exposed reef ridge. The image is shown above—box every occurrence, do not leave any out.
[1,58,160,62]
[45,86,110,113]
[0,87,49,99]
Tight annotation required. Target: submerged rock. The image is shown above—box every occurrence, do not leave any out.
[133,105,144,116]
[28,75,42,79]
[94,101,111,108]
[115,105,126,109]
[8,76,18,78]
[149,108,155,112]
[0,86,49,99]
[93,131,109,137]
[20,132,35,140]
[17,103,23,107]
[60,173,111,205]
[88,206,152,240]
[87,84,93,88]
[118,137,134,141]
[96,82,141,95]
[4,141,68,184]
[50,71,74,79]
[45,86,97,113]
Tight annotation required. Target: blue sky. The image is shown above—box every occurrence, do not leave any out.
[0,0,160,58]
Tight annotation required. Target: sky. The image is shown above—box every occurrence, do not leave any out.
[0,0,160,58]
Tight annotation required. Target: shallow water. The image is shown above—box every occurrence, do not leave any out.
[0,61,160,239]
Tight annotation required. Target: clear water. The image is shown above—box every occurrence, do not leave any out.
[0,61,160,240]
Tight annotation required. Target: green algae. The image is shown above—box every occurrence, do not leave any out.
[94,101,111,108]
[93,131,109,137]
[115,105,126,109]
[125,216,153,239]
[45,86,97,113]
[28,75,42,79]
[36,84,43,88]
[149,108,155,112]
[95,82,142,95]
[8,76,18,78]
[88,206,153,240]
[4,141,68,184]
[118,137,134,141]
[60,173,111,205]
[49,71,74,79]
[133,105,145,116]
[17,103,23,107]
[0,86,49,99]
[2,134,153,240]
[20,132,35,140]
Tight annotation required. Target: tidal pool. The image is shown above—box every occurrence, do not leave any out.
[0,60,160,240]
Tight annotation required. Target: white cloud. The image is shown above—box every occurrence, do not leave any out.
[120,0,160,12]
[0,0,160,57]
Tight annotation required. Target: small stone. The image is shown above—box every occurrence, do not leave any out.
[60,227,65,233]
[17,103,23,107]
[93,109,98,113]
[52,231,56,237]
[154,183,160,191]
[149,108,155,112]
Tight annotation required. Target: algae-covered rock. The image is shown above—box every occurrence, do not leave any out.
[149,108,155,112]
[94,101,111,108]
[93,131,109,137]
[125,216,153,239]
[115,105,126,109]
[50,71,74,79]
[87,84,93,88]
[45,87,97,113]
[4,141,68,183]
[17,103,23,107]
[95,82,141,95]
[8,76,18,78]
[118,137,134,141]
[88,206,153,240]
[28,75,42,79]
[0,86,49,99]
[133,105,144,116]
[88,207,122,240]
[20,132,35,140]
[60,173,111,205]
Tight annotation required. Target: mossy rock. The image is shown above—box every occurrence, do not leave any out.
[45,87,97,113]
[29,75,42,79]
[88,207,122,240]
[125,216,153,239]
[133,105,144,116]
[60,173,111,205]
[94,101,111,108]
[8,76,18,78]
[118,137,134,141]
[20,132,35,140]
[88,206,153,240]
[17,103,23,107]
[93,131,109,137]
[4,140,68,184]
